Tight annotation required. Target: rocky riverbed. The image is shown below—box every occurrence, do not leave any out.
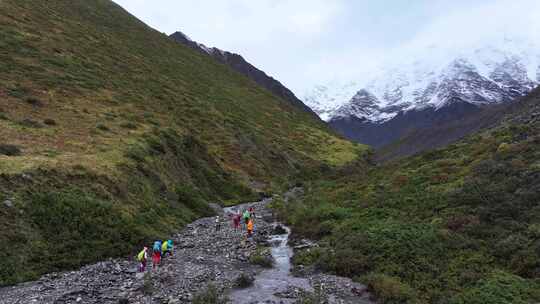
[0,198,374,304]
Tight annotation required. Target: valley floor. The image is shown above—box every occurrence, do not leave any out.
[0,199,372,304]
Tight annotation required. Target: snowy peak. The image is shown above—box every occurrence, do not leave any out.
[334,89,398,122]
[306,39,540,123]
[303,82,359,121]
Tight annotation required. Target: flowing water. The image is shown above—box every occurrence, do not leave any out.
[227,222,313,303]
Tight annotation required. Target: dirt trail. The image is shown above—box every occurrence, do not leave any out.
[0,198,373,304]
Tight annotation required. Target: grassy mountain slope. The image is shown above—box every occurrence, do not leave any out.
[274,88,540,303]
[0,0,366,285]
[375,103,509,161]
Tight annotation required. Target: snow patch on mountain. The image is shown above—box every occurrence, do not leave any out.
[305,38,540,122]
[303,81,359,121]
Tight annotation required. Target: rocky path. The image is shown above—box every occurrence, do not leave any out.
[0,198,373,304]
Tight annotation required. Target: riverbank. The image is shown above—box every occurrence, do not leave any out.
[0,198,373,303]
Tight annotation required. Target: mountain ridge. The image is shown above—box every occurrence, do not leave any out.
[0,0,365,285]
[170,31,318,116]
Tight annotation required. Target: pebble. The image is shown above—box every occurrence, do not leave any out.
[0,196,373,304]
[2,199,13,208]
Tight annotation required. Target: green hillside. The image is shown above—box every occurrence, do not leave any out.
[0,0,366,285]
[275,89,540,303]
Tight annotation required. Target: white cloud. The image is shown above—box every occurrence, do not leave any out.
[113,0,539,95]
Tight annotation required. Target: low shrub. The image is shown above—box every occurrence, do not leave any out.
[450,271,536,304]
[120,121,138,129]
[235,273,254,288]
[24,97,43,107]
[192,284,228,304]
[0,144,22,156]
[96,123,110,131]
[176,185,214,217]
[43,119,57,126]
[249,248,273,268]
[292,248,323,268]
[362,273,416,304]
[19,118,43,128]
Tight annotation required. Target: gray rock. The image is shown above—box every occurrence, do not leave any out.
[3,199,13,208]
[0,196,372,304]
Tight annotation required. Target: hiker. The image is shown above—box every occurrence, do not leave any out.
[247,218,254,237]
[137,247,148,272]
[162,239,173,258]
[249,207,256,230]
[215,216,221,232]
[242,209,251,229]
[233,212,241,231]
[152,240,162,269]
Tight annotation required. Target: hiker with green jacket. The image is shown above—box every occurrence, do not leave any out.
[162,240,174,258]
[137,247,148,272]
[242,209,251,229]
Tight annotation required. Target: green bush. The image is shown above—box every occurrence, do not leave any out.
[176,185,214,217]
[119,121,138,129]
[24,97,43,106]
[292,248,323,267]
[43,118,57,126]
[234,273,254,288]
[96,123,110,131]
[362,273,416,304]
[450,271,536,304]
[249,248,273,268]
[0,144,22,156]
[192,284,228,304]
[24,190,139,271]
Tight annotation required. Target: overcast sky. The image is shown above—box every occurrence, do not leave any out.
[113,0,539,95]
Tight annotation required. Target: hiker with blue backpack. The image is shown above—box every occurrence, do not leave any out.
[152,240,162,269]
[162,239,174,258]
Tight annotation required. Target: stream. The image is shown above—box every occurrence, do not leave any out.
[228,223,313,303]
[0,199,373,304]
[224,202,374,304]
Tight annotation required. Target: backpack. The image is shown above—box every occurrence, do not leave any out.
[137,250,146,261]
[153,241,161,252]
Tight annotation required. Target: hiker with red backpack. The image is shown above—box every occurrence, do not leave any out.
[152,240,162,269]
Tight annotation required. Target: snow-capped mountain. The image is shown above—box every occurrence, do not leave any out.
[303,81,359,121]
[307,38,540,158]
[306,38,540,123]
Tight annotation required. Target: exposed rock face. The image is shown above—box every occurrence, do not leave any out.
[330,101,508,161]
[170,31,318,117]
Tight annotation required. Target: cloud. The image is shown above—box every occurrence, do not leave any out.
[406,0,540,50]
[113,0,539,95]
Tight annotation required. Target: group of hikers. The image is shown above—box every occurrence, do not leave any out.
[135,206,257,272]
[136,239,174,272]
[230,206,256,237]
